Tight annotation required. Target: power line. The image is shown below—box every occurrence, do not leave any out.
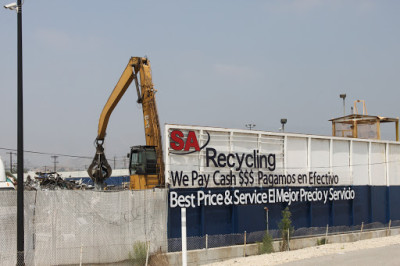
[0,147,92,159]
[0,148,128,175]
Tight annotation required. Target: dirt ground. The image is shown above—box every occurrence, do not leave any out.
[205,234,400,266]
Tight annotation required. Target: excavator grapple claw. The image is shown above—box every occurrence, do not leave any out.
[87,142,112,190]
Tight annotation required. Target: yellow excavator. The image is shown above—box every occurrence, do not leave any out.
[87,57,165,190]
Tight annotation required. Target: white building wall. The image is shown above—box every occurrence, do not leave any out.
[165,124,400,188]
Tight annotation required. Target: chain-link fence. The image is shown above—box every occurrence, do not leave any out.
[1,188,399,265]
[0,190,168,266]
[168,220,400,252]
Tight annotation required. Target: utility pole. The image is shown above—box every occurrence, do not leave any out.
[245,124,256,130]
[51,156,59,172]
[7,152,16,173]
[114,156,116,169]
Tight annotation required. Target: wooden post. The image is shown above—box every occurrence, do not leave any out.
[353,120,357,138]
[145,241,150,266]
[332,122,336,137]
[243,231,247,257]
[387,220,392,236]
[325,224,329,238]
[80,243,83,266]
[377,120,381,140]
[360,222,364,241]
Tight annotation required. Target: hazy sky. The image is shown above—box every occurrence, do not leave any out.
[1,1,399,170]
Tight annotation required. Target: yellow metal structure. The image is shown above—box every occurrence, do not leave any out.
[88,57,164,190]
[353,100,367,115]
[330,101,399,141]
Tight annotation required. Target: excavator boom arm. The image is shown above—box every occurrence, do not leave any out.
[136,59,165,185]
[97,57,139,140]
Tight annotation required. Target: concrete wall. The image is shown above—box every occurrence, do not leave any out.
[166,228,400,266]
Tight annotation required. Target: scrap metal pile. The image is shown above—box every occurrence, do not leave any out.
[24,172,92,191]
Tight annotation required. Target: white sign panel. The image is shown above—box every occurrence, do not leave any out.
[164,125,355,189]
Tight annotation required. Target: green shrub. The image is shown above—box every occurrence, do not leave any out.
[129,241,147,266]
[259,231,274,254]
[317,237,327,246]
[278,207,294,251]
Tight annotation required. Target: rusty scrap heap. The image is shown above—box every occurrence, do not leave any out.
[24,172,91,190]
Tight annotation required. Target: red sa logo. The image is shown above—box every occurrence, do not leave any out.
[170,130,200,151]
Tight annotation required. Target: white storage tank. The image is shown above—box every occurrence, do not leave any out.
[0,157,15,190]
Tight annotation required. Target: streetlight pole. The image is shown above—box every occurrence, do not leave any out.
[4,1,25,264]
[16,0,24,264]
[340,94,346,116]
[280,118,287,132]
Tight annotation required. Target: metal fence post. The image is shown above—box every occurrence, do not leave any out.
[287,228,290,251]
[181,208,187,266]
[205,234,208,250]
[387,220,392,236]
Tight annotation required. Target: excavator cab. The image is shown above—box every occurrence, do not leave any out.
[129,146,157,175]
[129,145,160,189]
